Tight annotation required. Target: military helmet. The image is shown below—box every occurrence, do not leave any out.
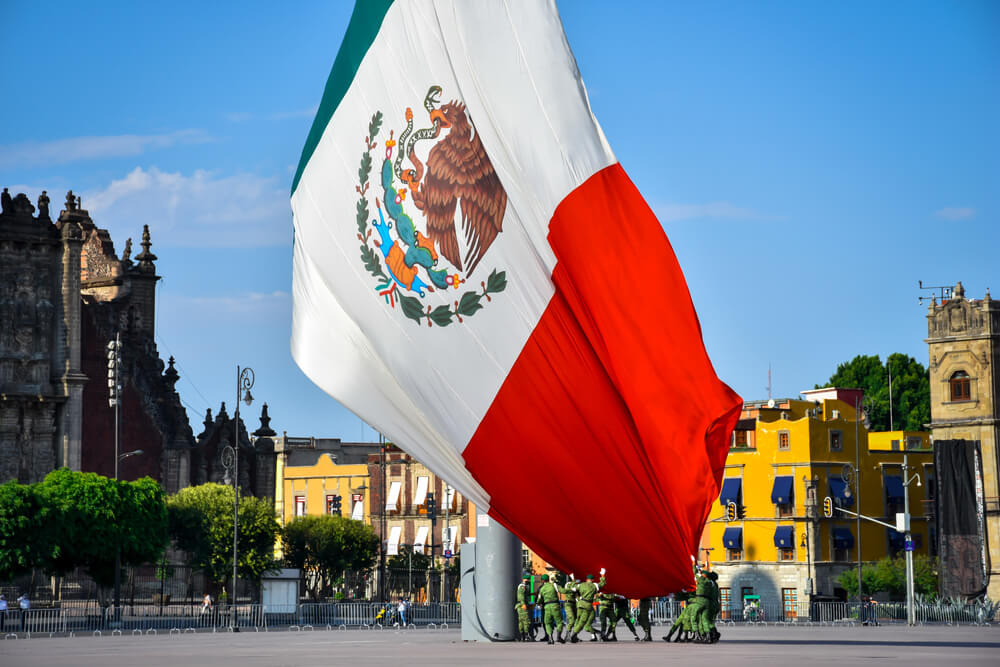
[707,571,719,581]
[522,573,531,581]
[541,574,550,582]
[585,574,595,580]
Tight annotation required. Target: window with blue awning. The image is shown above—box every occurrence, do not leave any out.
[723,527,743,549]
[828,478,854,507]
[771,476,794,504]
[833,527,854,550]
[719,477,742,506]
[773,526,795,548]
[884,476,904,500]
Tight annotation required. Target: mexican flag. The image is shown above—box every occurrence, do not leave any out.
[290,0,741,597]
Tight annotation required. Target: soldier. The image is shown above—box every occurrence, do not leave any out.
[569,572,601,643]
[535,573,563,644]
[637,597,653,641]
[558,573,579,637]
[597,588,615,640]
[515,573,533,641]
[609,594,640,641]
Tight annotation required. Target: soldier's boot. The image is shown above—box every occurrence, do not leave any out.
[643,627,652,642]
[558,630,566,644]
[631,629,640,641]
[570,631,580,644]
[589,632,599,642]
[547,633,555,645]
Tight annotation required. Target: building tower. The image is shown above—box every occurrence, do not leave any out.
[926,281,1000,599]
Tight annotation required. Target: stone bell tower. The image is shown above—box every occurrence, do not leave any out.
[926,281,1000,598]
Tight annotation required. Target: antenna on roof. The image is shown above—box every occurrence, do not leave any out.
[918,280,953,305]
[766,363,772,401]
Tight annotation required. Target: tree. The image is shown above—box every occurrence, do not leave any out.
[816,353,930,432]
[838,555,938,598]
[37,469,168,589]
[0,481,53,580]
[167,483,280,590]
[282,515,379,601]
[836,563,880,599]
[386,544,431,572]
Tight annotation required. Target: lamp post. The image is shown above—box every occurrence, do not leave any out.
[221,365,254,632]
[848,393,875,603]
[800,532,812,597]
[379,434,387,603]
[901,451,921,626]
[107,333,123,623]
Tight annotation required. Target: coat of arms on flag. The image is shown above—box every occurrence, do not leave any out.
[355,85,507,327]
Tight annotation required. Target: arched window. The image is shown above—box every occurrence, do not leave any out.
[950,371,971,401]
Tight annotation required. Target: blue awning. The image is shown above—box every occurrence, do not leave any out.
[771,476,794,504]
[774,526,795,548]
[829,478,854,507]
[723,527,743,549]
[833,527,854,550]
[885,476,904,500]
[719,478,742,506]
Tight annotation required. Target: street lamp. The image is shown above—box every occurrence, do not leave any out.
[848,393,875,603]
[901,452,921,626]
[800,532,813,596]
[221,365,254,632]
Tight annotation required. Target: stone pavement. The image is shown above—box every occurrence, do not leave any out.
[1,625,998,666]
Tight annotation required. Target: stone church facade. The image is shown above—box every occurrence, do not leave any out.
[0,186,275,501]
[926,282,1000,599]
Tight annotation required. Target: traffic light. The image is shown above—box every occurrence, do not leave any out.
[823,496,833,518]
[726,502,737,522]
[331,494,342,516]
[106,338,121,407]
[426,492,436,517]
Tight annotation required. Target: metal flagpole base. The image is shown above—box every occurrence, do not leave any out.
[460,511,520,642]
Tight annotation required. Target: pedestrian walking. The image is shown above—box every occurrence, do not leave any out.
[397,598,409,627]
[17,593,29,631]
[0,593,7,632]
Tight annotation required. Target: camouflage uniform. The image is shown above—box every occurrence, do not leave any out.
[557,576,579,632]
[638,597,653,641]
[515,577,532,640]
[535,575,563,644]
[570,575,601,642]
[597,590,615,640]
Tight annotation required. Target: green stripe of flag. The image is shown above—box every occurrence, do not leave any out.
[291,0,394,196]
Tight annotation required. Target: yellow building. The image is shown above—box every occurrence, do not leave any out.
[274,436,380,558]
[703,388,933,612]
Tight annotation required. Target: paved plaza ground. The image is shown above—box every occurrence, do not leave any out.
[1,625,998,666]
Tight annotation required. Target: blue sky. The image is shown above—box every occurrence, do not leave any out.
[2,1,997,441]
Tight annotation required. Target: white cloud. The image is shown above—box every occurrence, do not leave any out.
[167,291,291,315]
[83,166,290,248]
[225,106,318,123]
[0,130,212,169]
[935,207,975,221]
[656,201,774,222]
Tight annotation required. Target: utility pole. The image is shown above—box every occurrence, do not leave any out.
[902,450,917,626]
[107,333,122,624]
[442,483,451,603]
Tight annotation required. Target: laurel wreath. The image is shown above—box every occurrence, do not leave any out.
[355,111,507,328]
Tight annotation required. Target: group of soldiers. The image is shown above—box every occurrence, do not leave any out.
[514,556,721,645]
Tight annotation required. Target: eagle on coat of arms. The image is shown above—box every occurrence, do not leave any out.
[354,86,508,327]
